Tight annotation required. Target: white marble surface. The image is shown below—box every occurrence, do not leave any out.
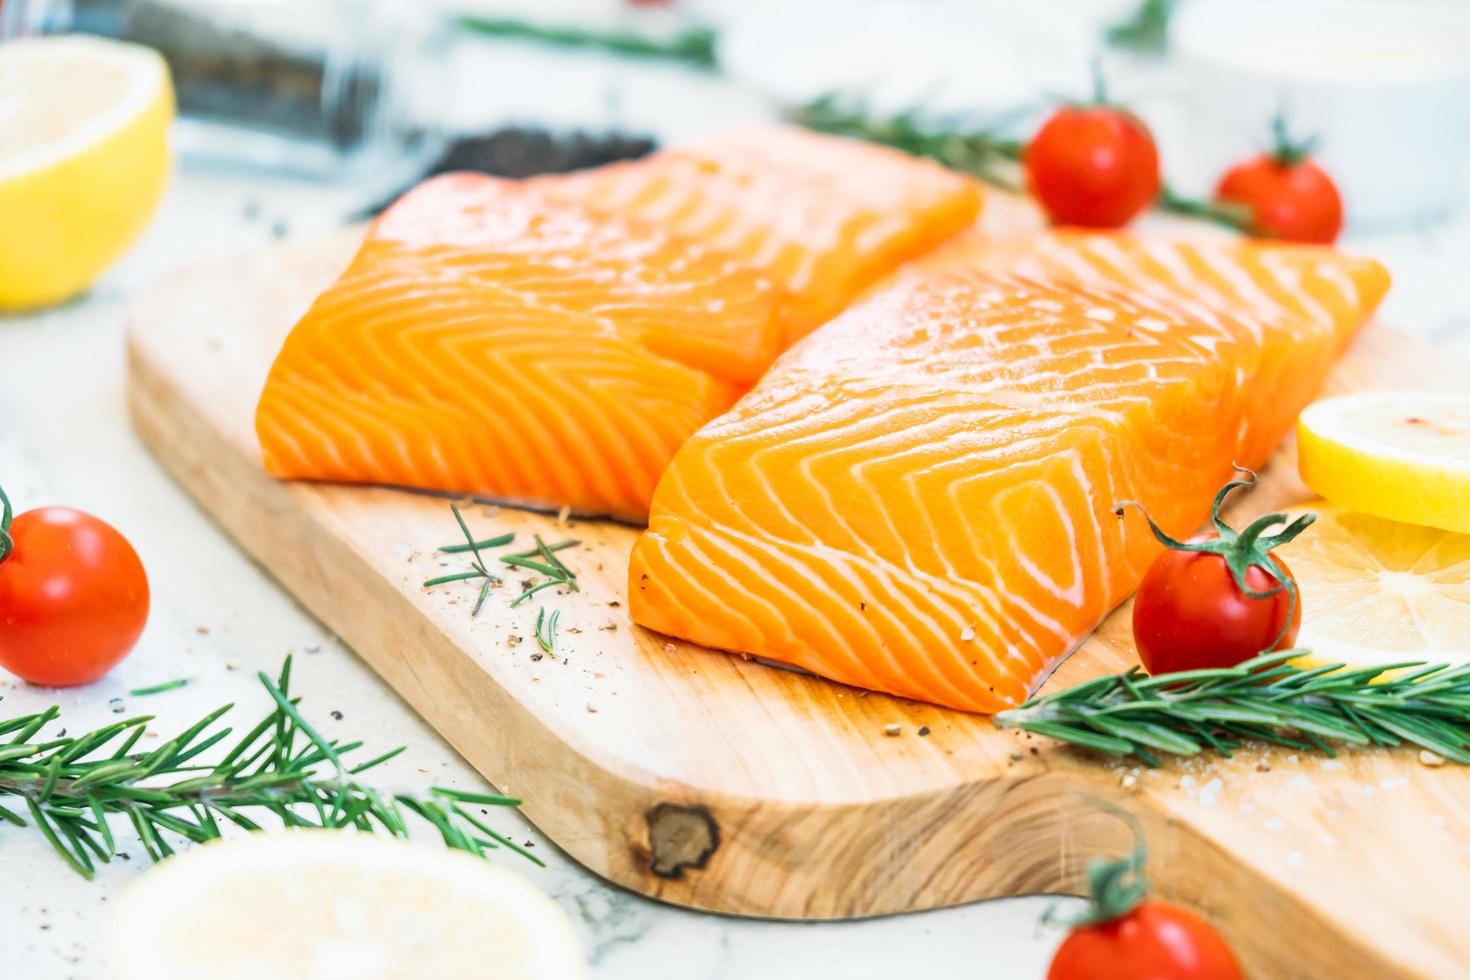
[5,25,1470,980]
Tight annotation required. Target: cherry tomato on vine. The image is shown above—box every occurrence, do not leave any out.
[1214,116,1343,244]
[1047,815,1243,980]
[1024,77,1161,229]
[0,486,149,686]
[1048,900,1244,980]
[1122,471,1311,675]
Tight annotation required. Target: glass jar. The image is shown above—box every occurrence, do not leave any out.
[1,0,446,181]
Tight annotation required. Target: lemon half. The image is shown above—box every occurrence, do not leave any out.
[0,35,173,310]
[1298,391,1470,535]
[107,831,587,980]
[1273,503,1470,669]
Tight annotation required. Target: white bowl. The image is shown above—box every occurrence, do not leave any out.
[1172,0,1470,228]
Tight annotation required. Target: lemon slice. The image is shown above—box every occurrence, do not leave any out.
[1272,503,1470,669]
[0,35,173,310]
[107,831,586,980]
[1298,391,1470,535]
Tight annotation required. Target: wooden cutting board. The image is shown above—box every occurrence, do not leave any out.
[127,229,1469,980]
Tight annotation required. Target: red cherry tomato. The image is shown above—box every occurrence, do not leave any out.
[1133,535,1300,675]
[1048,814,1243,980]
[1214,118,1343,244]
[1216,155,1342,244]
[1025,104,1161,228]
[0,491,149,686]
[1123,473,1311,675]
[1048,899,1244,980]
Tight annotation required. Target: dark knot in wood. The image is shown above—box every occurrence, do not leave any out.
[646,802,720,879]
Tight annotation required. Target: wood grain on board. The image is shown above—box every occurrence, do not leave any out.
[127,225,1469,980]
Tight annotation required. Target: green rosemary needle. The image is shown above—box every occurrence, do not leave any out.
[128,678,190,697]
[439,532,516,555]
[995,650,1470,768]
[0,656,538,879]
[535,608,560,655]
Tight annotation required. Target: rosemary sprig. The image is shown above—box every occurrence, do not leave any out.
[0,656,538,878]
[423,505,580,614]
[794,96,1251,231]
[794,95,1026,192]
[996,651,1470,768]
[456,15,719,70]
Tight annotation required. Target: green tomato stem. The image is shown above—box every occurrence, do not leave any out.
[1048,804,1150,927]
[1269,111,1319,168]
[1090,55,1109,105]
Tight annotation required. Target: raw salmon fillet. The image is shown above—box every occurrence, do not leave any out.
[257,130,979,520]
[535,126,983,342]
[629,247,1389,713]
[255,174,786,520]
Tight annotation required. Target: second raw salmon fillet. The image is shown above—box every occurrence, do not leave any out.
[629,245,1389,712]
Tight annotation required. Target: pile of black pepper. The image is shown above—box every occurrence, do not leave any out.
[430,127,657,180]
[357,126,658,217]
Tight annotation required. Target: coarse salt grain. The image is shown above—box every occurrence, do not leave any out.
[1199,777,1223,799]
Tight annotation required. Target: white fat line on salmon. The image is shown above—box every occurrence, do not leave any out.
[1312,258,1362,312]
[1257,251,1338,330]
